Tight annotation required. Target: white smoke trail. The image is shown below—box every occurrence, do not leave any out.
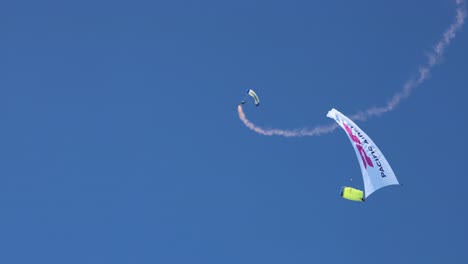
[238,0,466,136]
[238,104,338,137]
[351,0,467,121]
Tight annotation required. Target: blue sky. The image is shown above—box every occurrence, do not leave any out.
[1,1,468,263]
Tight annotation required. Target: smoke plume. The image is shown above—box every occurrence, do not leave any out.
[238,0,466,136]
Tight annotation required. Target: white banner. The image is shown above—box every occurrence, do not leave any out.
[327,108,399,198]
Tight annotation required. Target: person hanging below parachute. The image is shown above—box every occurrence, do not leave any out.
[327,108,401,202]
[241,89,260,106]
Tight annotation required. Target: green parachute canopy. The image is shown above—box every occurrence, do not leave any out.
[340,187,365,202]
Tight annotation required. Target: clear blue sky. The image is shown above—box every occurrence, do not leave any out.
[2,1,467,263]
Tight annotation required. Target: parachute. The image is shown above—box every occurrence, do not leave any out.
[241,89,260,106]
[340,187,365,202]
[327,108,400,201]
